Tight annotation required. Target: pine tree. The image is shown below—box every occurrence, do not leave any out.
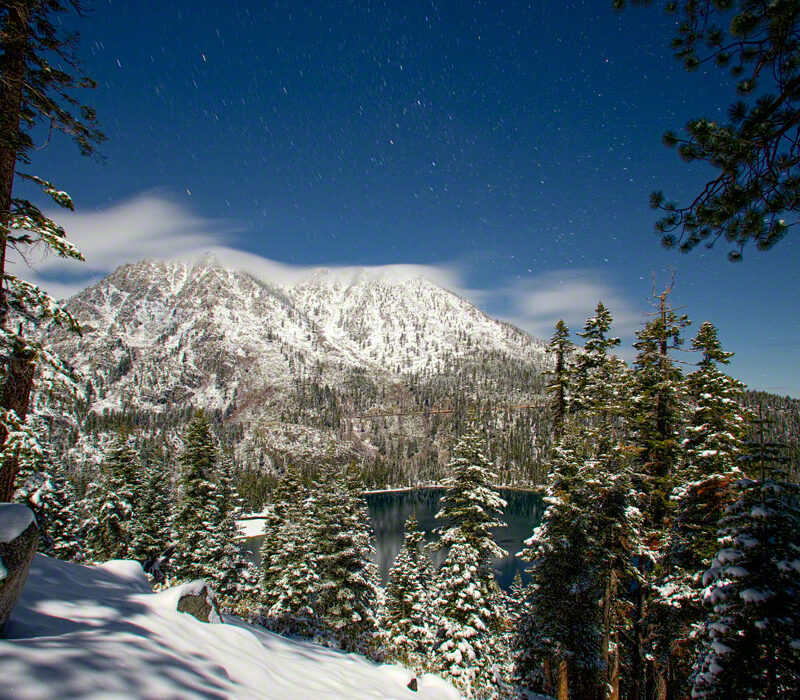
[432,423,510,698]
[15,447,84,561]
[547,320,573,439]
[383,514,436,672]
[172,410,219,582]
[83,432,139,561]
[433,540,510,699]
[691,432,800,698]
[517,305,639,700]
[616,0,800,260]
[655,322,749,695]
[0,0,103,501]
[435,422,507,560]
[206,453,258,607]
[516,432,603,699]
[312,463,381,654]
[129,452,173,568]
[629,282,690,697]
[260,466,305,608]
[572,302,629,448]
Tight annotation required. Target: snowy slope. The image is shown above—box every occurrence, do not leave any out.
[0,554,458,700]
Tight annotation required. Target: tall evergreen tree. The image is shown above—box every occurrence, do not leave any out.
[629,282,689,698]
[83,432,139,561]
[434,540,510,699]
[434,422,507,559]
[15,442,84,561]
[172,410,219,582]
[518,305,639,700]
[432,423,510,698]
[547,319,573,439]
[129,450,173,568]
[516,432,603,700]
[692,433,800,698]
[383,514,436,672]
[311,462,381,654]
[654,322,749,696]
[0,0,103,501]
[206,453,258,607]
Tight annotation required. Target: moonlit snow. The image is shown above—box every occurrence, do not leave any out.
[0,554,459,699]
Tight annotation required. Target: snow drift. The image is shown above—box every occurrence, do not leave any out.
[0,554,458,699]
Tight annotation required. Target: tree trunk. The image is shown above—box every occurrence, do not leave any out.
[601,571,617,697]
[0,2,30,329]
[543,658,555,697]
[557,659,569,700]
[0,337,36,501]
[609,630,620,700]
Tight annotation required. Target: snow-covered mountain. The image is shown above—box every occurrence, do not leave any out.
[44,258,553,486]
[49,258,546,412]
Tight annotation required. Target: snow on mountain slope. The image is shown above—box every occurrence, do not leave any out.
[289,268,547,374]
[0,554,458,699]
[46,258,548,415]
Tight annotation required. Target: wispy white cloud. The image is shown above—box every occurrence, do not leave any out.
[495,269,641,340]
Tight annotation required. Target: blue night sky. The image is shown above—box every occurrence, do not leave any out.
[25,0,800,396]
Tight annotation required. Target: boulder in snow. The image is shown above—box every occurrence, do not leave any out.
[176,579,221,623]
[0,503,38,633]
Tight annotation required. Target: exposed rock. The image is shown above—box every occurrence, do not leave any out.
[407,677,418,692]
[175,579,221,623]
[0,503,38,633]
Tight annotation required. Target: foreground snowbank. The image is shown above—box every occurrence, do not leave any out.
[0,554,459,699]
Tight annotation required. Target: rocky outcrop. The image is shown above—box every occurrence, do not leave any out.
[0,503,38,633]
[175,580,221,623]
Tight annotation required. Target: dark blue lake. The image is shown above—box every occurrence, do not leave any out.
[242,487,544,591]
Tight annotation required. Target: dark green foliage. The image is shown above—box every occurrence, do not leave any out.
[547,319,573,438]
[172,410,220,581]
[383,514,436,671]
[311,463,381,653]
[652,322,749,696]
[434,421,507,559]
[129,453,173,568]
[616,0,800,259]
[692,472,800,698]
[84,432,139,561]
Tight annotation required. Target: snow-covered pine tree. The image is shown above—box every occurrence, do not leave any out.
[312,462,381,654]
[129,449,173,569]
[383,514,436,672]
[517,308,639,700]
[628,282,690,697]
[14,436,84,561]
[547,319,574,440]
[83,431,139,561]
[260,465,306,610]
[434,421,507,559]
[515,430,604,700]
[205,453,259,609]
[691,434,800,698]
[432,422,509,698]
[434,540,509,699]
[172,410,219,583]
[571,302,629,445]
[656,322,749,695]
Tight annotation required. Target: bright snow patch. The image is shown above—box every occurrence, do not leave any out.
[0,554,459,699]
[0,503,35,543]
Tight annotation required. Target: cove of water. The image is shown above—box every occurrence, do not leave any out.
[243,487,544,591]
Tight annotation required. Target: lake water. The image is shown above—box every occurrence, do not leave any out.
[242,487,544,591]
